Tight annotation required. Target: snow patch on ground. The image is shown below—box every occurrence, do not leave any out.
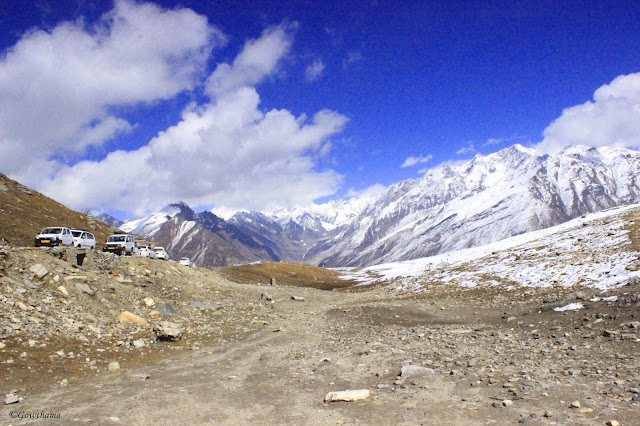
[554,303,583,312]
[338,204,640,292]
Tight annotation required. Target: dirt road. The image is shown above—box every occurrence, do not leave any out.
[2,272,639,425]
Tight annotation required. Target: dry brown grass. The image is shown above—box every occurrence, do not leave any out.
[217,261,360,290]
[0,173,115,246]
[623,209,640,253]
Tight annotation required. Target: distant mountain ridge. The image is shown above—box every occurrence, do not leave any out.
[83,209,124,228]
[120,144,640,266]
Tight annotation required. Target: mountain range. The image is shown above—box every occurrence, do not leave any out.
[119,144,640,266]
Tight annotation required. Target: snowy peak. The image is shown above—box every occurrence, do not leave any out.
[121,202,194,237]
[311,144,640,267]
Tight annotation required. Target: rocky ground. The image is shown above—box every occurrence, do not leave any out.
[1,233,639,424]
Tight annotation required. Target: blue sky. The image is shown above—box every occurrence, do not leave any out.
[1,1,640,218]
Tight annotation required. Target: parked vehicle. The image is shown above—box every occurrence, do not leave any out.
[179,257,192,267]
[71,230,96,249]
[103,234,136,255]
[138,245,156,258]
[34,227,74,247]
[153,247,169,260]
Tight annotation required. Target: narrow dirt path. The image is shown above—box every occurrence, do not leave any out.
[3,278,639,425]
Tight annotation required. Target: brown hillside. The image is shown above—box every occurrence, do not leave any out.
[0,173,115,246]
[219,261,360,290]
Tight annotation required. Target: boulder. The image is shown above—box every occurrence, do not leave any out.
[154,321,183,341]
[400,364,434,379]
[29,263,48,279]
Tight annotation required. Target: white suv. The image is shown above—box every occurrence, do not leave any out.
[35,227,74,247]
[103,234,136,256]
[71,230,97,249]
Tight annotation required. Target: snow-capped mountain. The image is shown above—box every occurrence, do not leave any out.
[120,144,640,267]
[267,187,385,232]
[311,144,640,266]
[121,202,283,265]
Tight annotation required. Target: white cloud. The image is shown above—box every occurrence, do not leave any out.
[346,183,387,200]
[343,50,363,68]
[0,0,224,182]
[205,23,295,96]
[36,26,348,216]
[305,59,325,82]
[401,154,433,168]
[536,72,640,154]
[456,142,476,155]
[483,137,503,146]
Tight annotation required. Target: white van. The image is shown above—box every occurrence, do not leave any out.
[103,234,136,255]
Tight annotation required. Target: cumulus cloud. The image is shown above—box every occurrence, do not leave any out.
[305,59,325,82]
[34,23,348,216]
[43,88,348,215]
[536,72,640,154]
[0,0,223,182]
[205,23,295,96]
[401,154,433,168]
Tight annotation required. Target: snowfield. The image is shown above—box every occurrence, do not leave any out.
[340,204,640,292]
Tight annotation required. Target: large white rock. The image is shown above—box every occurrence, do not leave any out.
[29,263,48,279]
[324,389,371,403]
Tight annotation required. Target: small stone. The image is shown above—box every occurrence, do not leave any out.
[628,321,640,329]
[4,396,20,405]
[502,399,513,407]
[118,311,149,326]
[143,297,155,307]
[569,400,581,408]
[57,285,68,296]
[543,411,553,418]
[108,361,120,372]
[0,342,5,349]
[75,282,94,296]
[606,421,620,426]
[259,292,273,302]
[131,373,150,380]
[291,296,305,301]
[60,379,68,386]
[132,340,145,348]
[324,389,370,402]
[602,330,618,337]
